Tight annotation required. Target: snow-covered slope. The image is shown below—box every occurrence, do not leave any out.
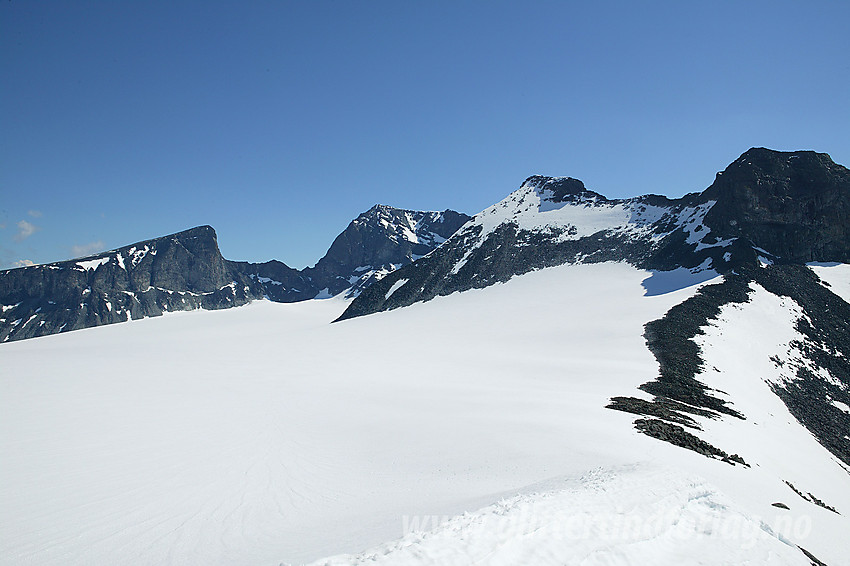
[463,175,722,256]
[337,177,732,322]
[309,465,827,566]
[2,262,848,565]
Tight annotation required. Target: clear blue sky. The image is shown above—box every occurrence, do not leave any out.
[2,0,848,269]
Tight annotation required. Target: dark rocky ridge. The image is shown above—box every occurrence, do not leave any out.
[227,259,318,303]
[610,264,850,469]
[0,226,264,342]
[634,418,748,466]
[337,148,850,321]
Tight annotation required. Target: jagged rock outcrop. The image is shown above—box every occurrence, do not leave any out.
[0,226,263,342]
[702,148,850,263]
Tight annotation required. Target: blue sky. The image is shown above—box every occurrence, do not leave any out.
[2,0,848,269]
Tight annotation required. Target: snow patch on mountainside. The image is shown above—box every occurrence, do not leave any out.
[473,182,635,239]
[75,257,111,271]
[808,262,850,304]
[384,278,408,300]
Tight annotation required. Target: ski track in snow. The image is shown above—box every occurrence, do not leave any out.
[1,262,848,565]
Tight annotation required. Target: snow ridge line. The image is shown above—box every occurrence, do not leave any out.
[608,264,850,469]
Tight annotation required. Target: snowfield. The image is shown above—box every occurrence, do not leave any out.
[1,262,848,565]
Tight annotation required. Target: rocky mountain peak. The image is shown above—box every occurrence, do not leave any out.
[166,224,218,241]
[702,148,850,263]
[304,205,471,297]
[523,175,605,203]
[709,148,846,195]
[0,225,262,343]
[229,205,470,302]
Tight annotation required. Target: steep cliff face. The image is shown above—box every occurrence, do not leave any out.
[702,148,850,263]
[0,226,263,342]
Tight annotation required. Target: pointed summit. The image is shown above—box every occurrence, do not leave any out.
[303,205,471,297]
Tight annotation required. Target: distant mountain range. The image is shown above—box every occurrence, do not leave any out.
[0,206,470,343]
[4,148,849,345]
[231,206,471,302]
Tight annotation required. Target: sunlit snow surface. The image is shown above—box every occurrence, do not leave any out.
[809,262,850,304]
[2,263,848,565]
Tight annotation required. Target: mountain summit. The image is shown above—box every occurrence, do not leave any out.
[338,148,850,321]
[0,225,263,342]
[231,206,471,301]
[303,205,471,297]
[702,148,850,263]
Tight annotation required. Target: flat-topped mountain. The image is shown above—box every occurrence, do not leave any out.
[702,148,850,263]
[0,225,263,342]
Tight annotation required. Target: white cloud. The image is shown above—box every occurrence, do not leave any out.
[12,259,36,268]
[28,210,43,218]
[71,241,105,257]
[14,220,40,241]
